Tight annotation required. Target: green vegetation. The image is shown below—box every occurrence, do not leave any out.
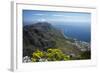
[79,51,91,59]
[23,22,91,62]
[31,49,45,62]
[69,51,91,60]
[23,48,91,62]
[31,48,70,62]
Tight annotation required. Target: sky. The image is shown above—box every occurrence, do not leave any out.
[23,10,91,25]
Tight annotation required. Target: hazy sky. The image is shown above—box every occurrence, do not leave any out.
[23,10,91,25]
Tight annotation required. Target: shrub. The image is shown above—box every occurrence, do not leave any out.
[80,51,91,59]
[46,49,70,61]
[31,49,45,62]
[31,48,70,62]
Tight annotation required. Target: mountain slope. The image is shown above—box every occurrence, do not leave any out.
[23,22,90,59]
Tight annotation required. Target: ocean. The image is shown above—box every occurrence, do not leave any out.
[52,22,91,43]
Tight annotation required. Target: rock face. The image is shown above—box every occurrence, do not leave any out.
[23,22,90,59]
[23,22,62,57]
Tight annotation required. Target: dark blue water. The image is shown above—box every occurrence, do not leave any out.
[52,22,91,43]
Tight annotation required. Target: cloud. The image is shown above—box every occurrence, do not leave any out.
[52,14,64,17]
[32,14,44,16]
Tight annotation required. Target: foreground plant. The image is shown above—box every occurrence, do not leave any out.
[31,48,70,62]
[23,56,31,63]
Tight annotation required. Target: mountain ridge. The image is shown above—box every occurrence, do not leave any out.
[23,22,90,59]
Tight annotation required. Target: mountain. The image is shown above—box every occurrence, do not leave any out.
[23,22,90,59]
